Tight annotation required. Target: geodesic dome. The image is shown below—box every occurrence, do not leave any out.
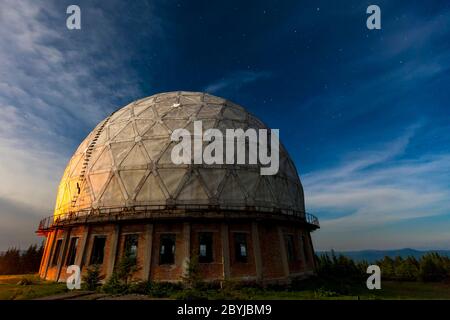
[53,92,305,219]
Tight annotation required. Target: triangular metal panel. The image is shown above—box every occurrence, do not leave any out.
[177,173,209,201]
[119,169,147,198]
[100,174,125,206]
[110,141,134,166]
[113,121,135,142]
[121,144,149,168]
[198,168,227,197]
[158,168,188,197]
[136,173,166,202]
[219,174,246,202]
[89,172,111,200]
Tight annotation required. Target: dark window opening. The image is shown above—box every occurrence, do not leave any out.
[285,234,296,262]
[234,233,248,263]
[160,234,175,265]
[65,237,79,266]
[90,236,106,265]
[51,239,63,266]
[198,232,213,263]
[124,234,139,260]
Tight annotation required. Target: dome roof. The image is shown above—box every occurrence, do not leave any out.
[53,92,305,218]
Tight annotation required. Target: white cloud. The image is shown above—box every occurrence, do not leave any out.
[0,0,150,250]
[303,128,450,232]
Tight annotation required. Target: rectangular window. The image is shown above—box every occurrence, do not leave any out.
[90,236,106,265]
[65,237,79,266]
[285,234,296,262]
[124,234,139,260]
[234,233,248,263]
[51,239,63,266]
[159,234,175,265]
[198,232,213,263]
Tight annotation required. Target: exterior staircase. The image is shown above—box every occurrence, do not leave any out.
[70,112,115,208]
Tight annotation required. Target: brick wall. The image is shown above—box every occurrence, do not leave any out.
[118,224,147,280]
[40,218,317,283]
[150,222,185,281]
[229,222,257,279]
[259,222,286,279]
[190,222,224,280]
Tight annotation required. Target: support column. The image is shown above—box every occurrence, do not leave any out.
[142,224,154,281]
[182,222,191,277]
[106,225,120,278]
[56,228,71,282]
[277,226,290,278]
[298,232,307,270]
[221,223,230,280]
[39,236,49,276]
[251,222,263,281]
[307,233,316,270]
[75,226,90,269]
[42,231,56,279]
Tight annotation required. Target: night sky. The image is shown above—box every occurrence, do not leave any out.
[0,0,449,251]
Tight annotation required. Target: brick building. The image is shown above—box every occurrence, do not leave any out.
[37,92,319,284]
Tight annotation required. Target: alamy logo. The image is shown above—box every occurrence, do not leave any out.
[366,5,381,30]
[66,5,81,30]
[170,120,280,175]
[66,265,81,290]
[366,265,381,289]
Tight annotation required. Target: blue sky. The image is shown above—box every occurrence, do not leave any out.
[0,0,449,251]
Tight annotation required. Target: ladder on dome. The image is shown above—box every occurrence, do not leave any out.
[70,112,116,208]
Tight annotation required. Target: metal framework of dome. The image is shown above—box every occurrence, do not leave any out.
[53,91,306,220]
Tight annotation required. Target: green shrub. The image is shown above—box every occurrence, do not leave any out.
[395,257,419,281]
[148,282,182,298]
[82,265,103,291]
[174,288,208,300]
[103,253,141,294]
[115,254,139,285]
[316,251,366,282]
[102,273,129,294]
[419,253,448,282]
[375,252,449,282]
[181,255,203,289]
[128,281,152,295]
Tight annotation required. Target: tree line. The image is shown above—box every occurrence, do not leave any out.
[1,243,449,282]
[0,244,43,275]
[317,251,450,282]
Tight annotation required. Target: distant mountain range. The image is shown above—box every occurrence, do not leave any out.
[317,248,450,262]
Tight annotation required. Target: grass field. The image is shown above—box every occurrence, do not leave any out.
[0,274,67,300]
[245,281,450,300]
[0,274,449,300]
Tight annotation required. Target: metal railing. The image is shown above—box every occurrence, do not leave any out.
[305,212,320,228]
[37,205,320,233]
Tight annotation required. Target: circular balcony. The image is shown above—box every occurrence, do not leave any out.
[36,205,320,234]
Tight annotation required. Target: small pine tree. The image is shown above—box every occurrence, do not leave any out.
[395,257,419,281]
[82,264,103,291]
[181,255,203,289]
[103,252,140,294]
[115,253,139,286]
[419,253,448,282]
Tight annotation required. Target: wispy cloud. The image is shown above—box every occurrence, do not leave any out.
[303,127,450,233]
[204,70,271,94]
[0,0,149,249]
